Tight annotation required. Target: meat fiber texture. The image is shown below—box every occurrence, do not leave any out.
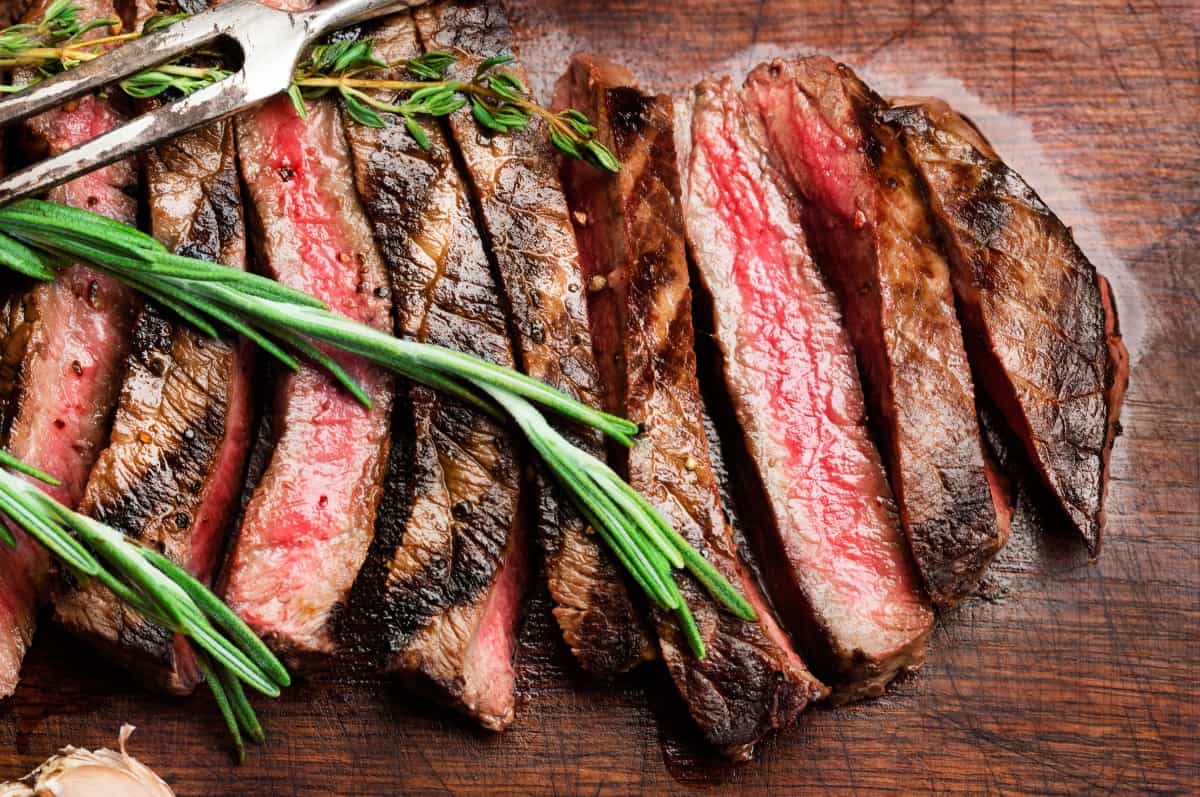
[336,13,525,731]
[415,0,653,675]
[222,0,394,666]
[0,0,139,699]
[556,53,826,758]
[743,59,1007,607]
[885,98,1129,555]
[684,76,932,701]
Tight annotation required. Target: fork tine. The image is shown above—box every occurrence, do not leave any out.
[0,0,247,128]
[0,72,253,205]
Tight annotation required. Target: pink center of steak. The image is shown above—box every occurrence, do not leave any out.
[16,96,134,507]
[187,340,255,583]
[0,85,136,697]
[223,98,392,654]
[460,524,527,729]
[689,86,929,666]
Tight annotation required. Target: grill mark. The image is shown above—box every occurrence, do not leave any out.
[890,99,1127,553]
[415,0,652,674]
[334,16,523,727]
[86,388,228,538]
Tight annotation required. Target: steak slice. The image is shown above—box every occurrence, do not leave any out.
[223,11,394,665]
[53,0,254,691]
[0,0,139,699]
[743,59,1007,607]
[335,14,525,730]
[556,55,826,757]
[415,0,652,674]
[885,99,1129,555]
[684,77,932,699]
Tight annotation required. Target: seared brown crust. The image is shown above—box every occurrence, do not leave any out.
[886,98,1129,554]
[556,55,826,757]
[744,59,1006,606]
[415,0,652,674]
[335,14,525,730]
[54,103,252,695]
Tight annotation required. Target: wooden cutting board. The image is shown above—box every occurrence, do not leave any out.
[1,1,1196,793]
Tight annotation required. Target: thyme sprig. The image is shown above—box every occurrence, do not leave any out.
[0,3,619,171]
[290,42,619,171]
[0,448,287,762]
[0,199,756,666]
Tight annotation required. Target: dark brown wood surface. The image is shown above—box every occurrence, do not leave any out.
[2,1,1197,794]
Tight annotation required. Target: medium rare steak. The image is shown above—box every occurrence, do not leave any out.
[885,99,1129,554]
[743,59,1007,607]
[415,0,652,674]
[556,55,826,757]
[0,0,139,699]
[53,0,254,691]
[223,0,394,665]
[336,14,525,730]
[684,77,932,699]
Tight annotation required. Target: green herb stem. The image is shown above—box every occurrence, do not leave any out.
[0,449,290,759]
[0,196,756,666]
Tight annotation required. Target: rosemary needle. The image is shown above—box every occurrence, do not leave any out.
[0,449,290,758]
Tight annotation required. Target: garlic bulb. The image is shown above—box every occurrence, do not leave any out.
[0,725,174,797]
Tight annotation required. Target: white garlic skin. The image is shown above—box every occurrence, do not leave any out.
[1,725,174,797]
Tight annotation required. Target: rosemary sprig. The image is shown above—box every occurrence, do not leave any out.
[0,199,756,661]
[0,4,618,171]
[0,448,288,759]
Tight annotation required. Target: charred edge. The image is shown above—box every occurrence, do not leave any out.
[86,314,229,541]
[607,86,657,153]
[334,15,521,676]
[418,2,651,674]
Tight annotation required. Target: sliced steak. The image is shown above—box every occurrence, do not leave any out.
[556,55,826,757]
[53,0,254,691]
[415,0,652,674]
[885,98,1129,554]
[222,6,394,665]
[684,77,932,699]
[743,59,1006,607]
[334,14,525,730]
[0,0,139,699]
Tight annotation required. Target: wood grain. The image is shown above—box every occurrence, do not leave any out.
[1,1,1197,794]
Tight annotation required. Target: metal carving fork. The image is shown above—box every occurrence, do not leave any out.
[0,0,427,204]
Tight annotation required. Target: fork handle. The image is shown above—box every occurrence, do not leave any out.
[303,0,430,37]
